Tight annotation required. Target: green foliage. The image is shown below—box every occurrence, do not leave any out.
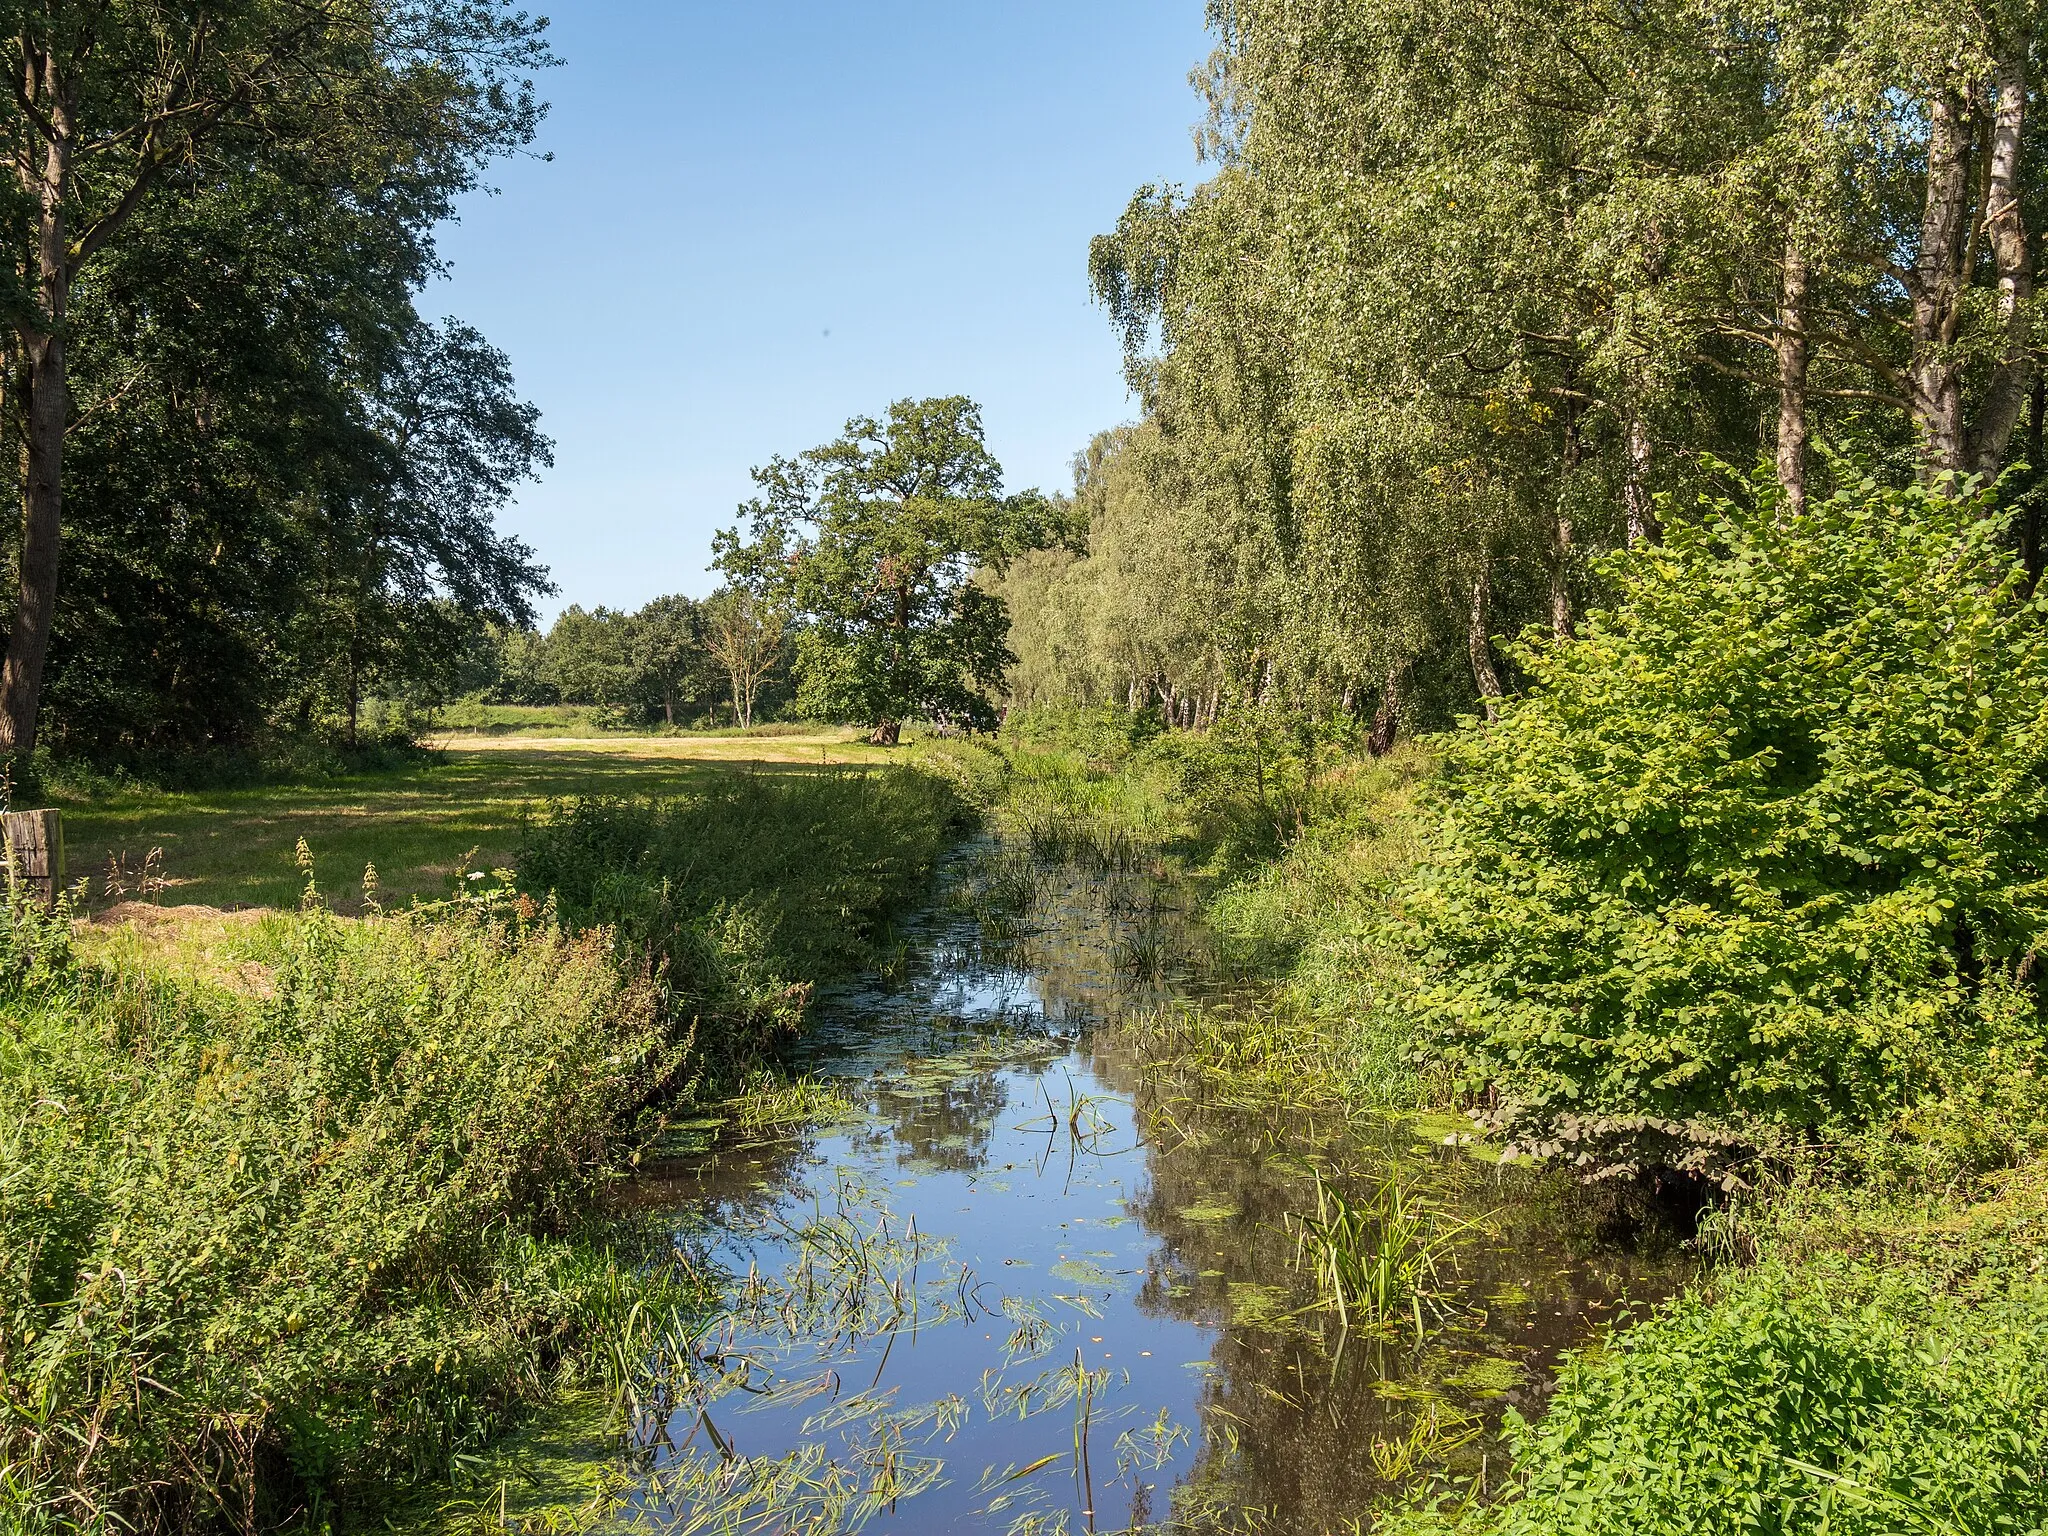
[992,425,1243,722]
[1394,1235,2048,1536]
[23,7,557,766]
[1408,470,2048,1175]
[717,397,1069,738]
[515,767,969,1063]
[0,891,690,1531]
[488,597,731,729]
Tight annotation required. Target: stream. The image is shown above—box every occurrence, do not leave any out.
[624,841,1692,1535]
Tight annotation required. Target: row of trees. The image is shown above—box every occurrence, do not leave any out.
[998,0,2048,740]
[480,592,791,729]
[0,1,560,768]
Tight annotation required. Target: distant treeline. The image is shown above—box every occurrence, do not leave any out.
[465,594,796,729]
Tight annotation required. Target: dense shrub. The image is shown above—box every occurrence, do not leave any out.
[0,891,682,1531]
[1395,1218,2048,1536]
[1408,471,2048,1177]
[515,766,966,1065]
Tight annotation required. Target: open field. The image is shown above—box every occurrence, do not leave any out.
[428,729,895,763]
[50,732,903,912]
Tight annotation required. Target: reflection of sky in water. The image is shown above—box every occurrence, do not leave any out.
[640,847,1690,1534]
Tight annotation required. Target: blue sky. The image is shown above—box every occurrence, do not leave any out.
[428,2,1211,619]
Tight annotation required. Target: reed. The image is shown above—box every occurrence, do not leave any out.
[1289,1173,1489,1339]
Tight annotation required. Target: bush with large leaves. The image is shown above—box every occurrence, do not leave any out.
[1409,470,2048,1177]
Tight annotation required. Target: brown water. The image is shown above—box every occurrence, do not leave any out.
[626,845,1691,1534]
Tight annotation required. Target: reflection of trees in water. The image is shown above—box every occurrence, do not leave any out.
[864,1062,1013,1173]
[652,847,1695,1534]
[1097,1026,1694,1532]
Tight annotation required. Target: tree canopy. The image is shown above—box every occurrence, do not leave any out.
[0,0,556,765]
[1019,0,2048,741]
[717,397,1066,742]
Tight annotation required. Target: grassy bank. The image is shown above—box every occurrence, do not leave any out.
[0,890,696,1533]
[1,751,970,1533]
[1384,1161,2048,1535]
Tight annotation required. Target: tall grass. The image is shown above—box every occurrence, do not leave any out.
[1290,1172,1489,1341]
[0,884,706,1533]
[515,767,968,1070]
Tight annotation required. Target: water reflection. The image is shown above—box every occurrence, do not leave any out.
[634,842,1690,1534]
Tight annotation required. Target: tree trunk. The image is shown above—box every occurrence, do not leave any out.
[1551,390,1580,638]
[869,719,901,746]
[1624,414,1659,546]
[2026,378,2046,594]
[0,62,74,762]
[1775,235,1810,518]
[347,649,361,750]
[1467,570,1503,721]
[1549,513,1574,640]
[1968,52,2035,476]
[1913,90,1973,477]
[662,689,675,727]
[1367,664,1402,756]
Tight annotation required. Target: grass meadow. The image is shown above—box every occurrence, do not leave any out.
[47,733,901,913]
[3,731,975,1532]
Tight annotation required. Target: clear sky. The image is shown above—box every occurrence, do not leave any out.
[427,2,1212,620]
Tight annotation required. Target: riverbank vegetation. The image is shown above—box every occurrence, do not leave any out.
[990,463,2048,1529]
[0,754,968,1532]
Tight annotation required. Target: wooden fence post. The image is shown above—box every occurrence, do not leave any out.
[3,808,63,909]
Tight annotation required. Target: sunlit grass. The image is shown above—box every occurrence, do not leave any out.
[48,738,908,913]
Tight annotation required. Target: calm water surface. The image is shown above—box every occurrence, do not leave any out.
[627,846,1690,1535]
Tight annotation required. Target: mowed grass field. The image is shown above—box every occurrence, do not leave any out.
[50,731,900,912]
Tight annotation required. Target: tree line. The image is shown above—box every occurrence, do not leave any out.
[469,591,793,730]
[995,0,2048,741]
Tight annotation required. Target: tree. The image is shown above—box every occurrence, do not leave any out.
[715,397,1062,743]
[633,593,708,725]
[545,606,641,713]
[703,586,787,728]
[35,103,548,760]
[308,317,553,745]
[0,0,551,762]
[1062,0,2048,746]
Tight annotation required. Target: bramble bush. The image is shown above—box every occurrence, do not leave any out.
[1408,470,2048,1178]
[0,887,691,1532]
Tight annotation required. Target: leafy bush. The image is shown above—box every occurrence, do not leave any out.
[1143,705,1365,868]
[1408,471,2048,1177]
[1394,1225,2048,1536]
[0,891,685,1531]
[515,766,966,1065]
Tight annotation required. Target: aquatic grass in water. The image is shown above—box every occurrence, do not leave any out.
[1290,1174,1493,1341]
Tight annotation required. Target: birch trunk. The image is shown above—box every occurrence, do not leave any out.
[1775,236,1810,517]
[1367,664,1402,756]
[1467,571,1503,721]
[1968,53,2035,476]
[1912,91,1973,476]
[1624,415,1658,546]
